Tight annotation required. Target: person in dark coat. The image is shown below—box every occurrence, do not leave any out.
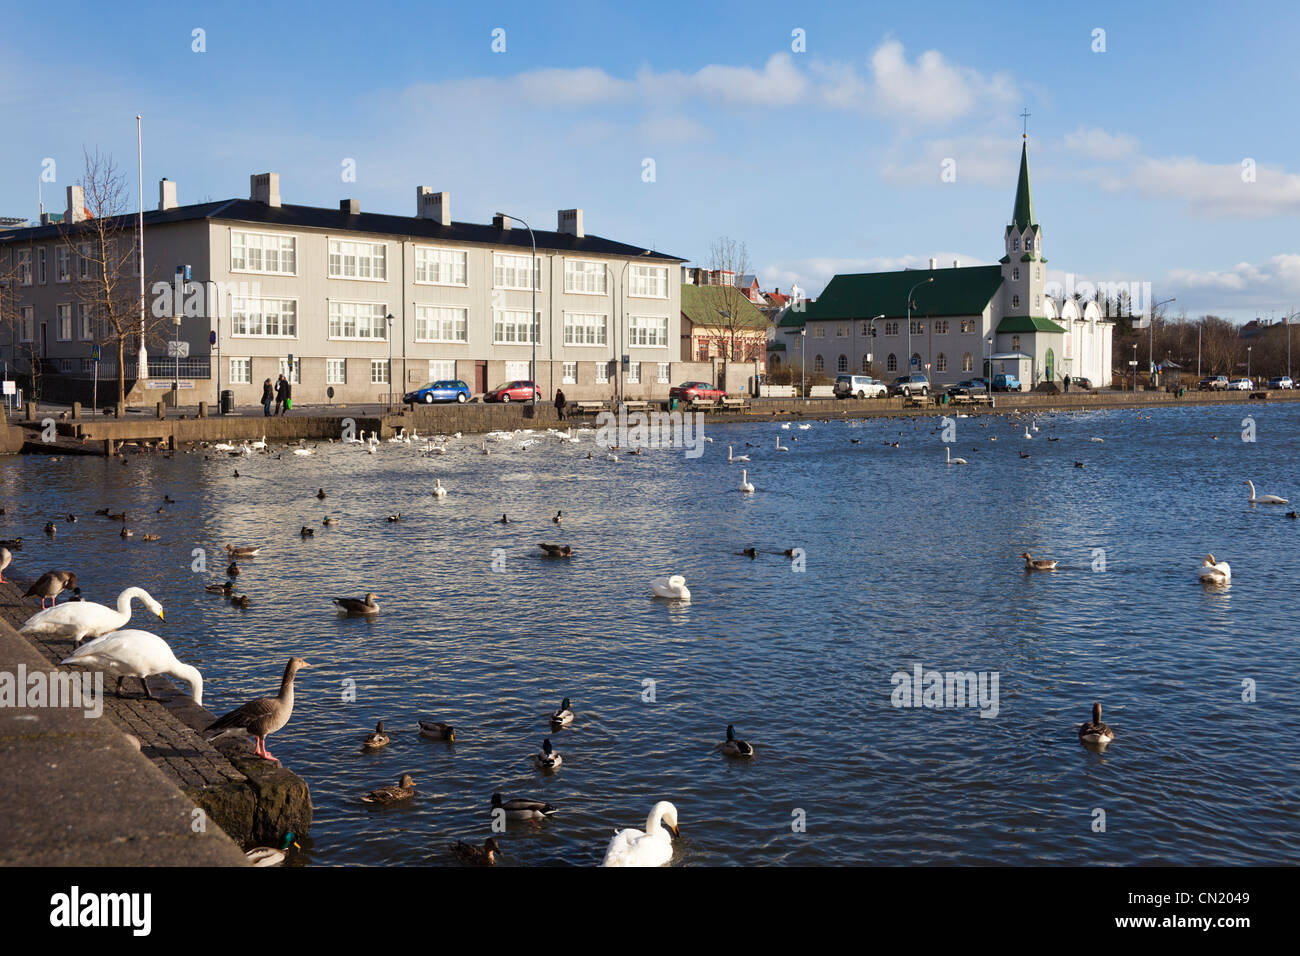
[261,379,274,417]
[1063,374,1071,393]
[275,375,288,415]
[554,388,567,421]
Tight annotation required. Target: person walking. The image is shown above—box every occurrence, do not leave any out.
[261,378,274,417]
[275,374,288,416]
[1063,373,1071,393]
[281,374,293,415]
[554,387,567,421]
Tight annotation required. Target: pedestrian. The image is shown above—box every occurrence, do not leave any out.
[261,378,274,417]
[554,387,567,421]
[275,374,287,416]
[1063,373,1071,393]
[282,375,293,415]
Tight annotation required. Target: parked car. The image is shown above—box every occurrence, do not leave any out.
[669,382,726,403]
[1198,375,1229,391]
[404,379,471,405]
[1228,378,1255,391]
[991,374,1022,392]
[946,379,988,397]
[1267,376,1294,389]
[484,380,539,403]
[834,374,888,399]
[1070,376,1093,390]
[888,373,930,397]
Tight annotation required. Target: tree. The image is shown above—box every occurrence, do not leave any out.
[699,237,763,385]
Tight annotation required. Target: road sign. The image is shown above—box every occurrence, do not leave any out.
[147,380,194,390]
[1,381,15,395]
[1128,360,1138,366]
[90,344,101,362]
[166,341,190,358]
[209,330,217,346]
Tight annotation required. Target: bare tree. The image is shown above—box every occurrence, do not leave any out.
[701,237,762,365]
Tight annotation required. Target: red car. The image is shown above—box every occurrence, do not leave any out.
[669,381,726,403]
[484,380,539,403]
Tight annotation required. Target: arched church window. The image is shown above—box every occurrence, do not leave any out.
[814,355,824,372]
[886,353,897,372]
[962,352,973,372]
[1013,267,1020,281]
[936,353,948,372]
[1012,294,1020,308]
[837,354,848,373]
[1013,237,1020,251]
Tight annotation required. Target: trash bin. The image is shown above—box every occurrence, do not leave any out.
[220,389,234,415]
[670,397,678,411]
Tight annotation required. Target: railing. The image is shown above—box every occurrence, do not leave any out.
[44,358,213,379]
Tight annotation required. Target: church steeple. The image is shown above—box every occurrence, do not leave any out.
[1011,142,1036,232]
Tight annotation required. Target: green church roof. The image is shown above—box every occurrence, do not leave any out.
[797,265,1004,322]
[997,315,1066,334]
[1010,142,1036,232]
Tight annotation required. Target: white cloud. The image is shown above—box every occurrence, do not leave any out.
[1063,126,1138,161]
[868,39,1016,124]
[1122,156,1300,218]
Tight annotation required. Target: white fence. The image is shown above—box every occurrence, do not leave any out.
[759,384,797,398]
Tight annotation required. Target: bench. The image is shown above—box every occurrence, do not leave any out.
[720,397,750,412]
[690,398,719,411]
[906,394,935,407]
[620,400,651,413]
[571,401,607,416]
[809,385,836,399]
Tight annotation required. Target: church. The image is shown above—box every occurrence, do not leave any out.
[772,141,1113,389]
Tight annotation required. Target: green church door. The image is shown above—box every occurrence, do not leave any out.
[1045,348,1055,382]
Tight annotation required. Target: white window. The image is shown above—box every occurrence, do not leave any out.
[415,305,468,343]
[657,362,670,384]
[78,303,94,340]
[19,306,34,341]
[78,244,93,280]
[961,319,976,333]
[493,309,540,345]
[16,250,31,285]
[963,353,973,372]
[37,247,46,284]
[414,246,467,286]
[626,361,641,384]
[595,361,609,384]
[837,324,849,337]
[327,359,347,384]
[885,321,899,336]
[230,231,297,275]
[628,315,668,347]
[55,248,70,282]
[56,303,72,341]
[629,264,668,298]
[328,301,388,340]
[935,320,949,334]
[564,259,607,294]
[370,360,389,384]
[231,297,298,338]
[428,359,455,381]
[562,362,576,384]
[493,253,539,291]
[505,361,530,380]
[328,238,386,280]
[229,357,252,385]
[936,353,948,372]
[910,320,924,335]
[814,325,825,337]
[563,311,607,346]
[279,357,300,384]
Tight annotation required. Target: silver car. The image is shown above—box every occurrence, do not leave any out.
[834,374,887,399]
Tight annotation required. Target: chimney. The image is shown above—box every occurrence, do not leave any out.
[250,172,281,208]
[953,258,960,269]
[159,178,178,211]
[340,198,360,215]
[416,187,450,225]
[66,185,86,223]
[557,208,584,237]
[492,214,512,231]
[928,257,937,270]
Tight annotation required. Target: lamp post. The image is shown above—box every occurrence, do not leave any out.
[495,212,538,405]
[906,277,933,379]
[986,333,993,389]
[863,313,883,375]
[1131,343,1138,391]
[386,312,394,407]
[1150,296,1175,386]
[1247,345,1252,383]
[800,327,807,398]
[1283,309,1298,382]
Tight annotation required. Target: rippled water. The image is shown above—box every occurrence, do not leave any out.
[4,404,1299,866]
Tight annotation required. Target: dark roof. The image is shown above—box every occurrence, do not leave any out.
[680,284,768,330]
[0,198,685,262]
[1011,142,1036,232]
[996,315,1066,334]
[796,265,1004,322]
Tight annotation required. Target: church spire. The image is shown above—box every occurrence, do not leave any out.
[1011,142,1036,232]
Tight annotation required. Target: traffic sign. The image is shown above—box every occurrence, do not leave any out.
[90,344,101,362]
[166,341,190,358]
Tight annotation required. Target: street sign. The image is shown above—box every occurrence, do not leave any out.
[166,341,190,358]
[90,344,101,362]
[1128,360,1138,366]
[147,380,194,389]
[209,330,217,346]
[1,381,15,396]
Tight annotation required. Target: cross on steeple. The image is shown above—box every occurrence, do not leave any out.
[1020,108,1031,140]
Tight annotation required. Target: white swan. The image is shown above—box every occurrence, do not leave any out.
[1089,437,1104,443]
[728,446,750,463]
[945,447,968,466]
[780,423,790,430]
[797,423,811,430]
[250,434,267,450]
[292,447,313,456]
[775,436,789,452]
[651,575,691,602]
[1022,427,1033,440]
[1198,553,1231,584]
[21,587,165,646]
[212,441,236,451]
[602,801,680,867]
[433,478,448,498]
[61,629,202,704]
[1244,480,1288,504]
[739,469,754,493]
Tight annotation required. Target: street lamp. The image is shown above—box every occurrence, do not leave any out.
[800,327,807,398]
[386,312,394,408]
[495,212,538,405]
[1283,309,1299,381]
[1247,345,1252,382]
[986,334,994,388]
[1131,343,1138,391]
[906,277,933,379]
[1150,296,1175,385]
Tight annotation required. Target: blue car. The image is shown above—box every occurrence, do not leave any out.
[404,380,471,404]
[992,374,1021,392]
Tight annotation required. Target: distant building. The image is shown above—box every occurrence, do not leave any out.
[680,284,768,370]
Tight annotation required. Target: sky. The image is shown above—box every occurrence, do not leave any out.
[2,0,1298,322]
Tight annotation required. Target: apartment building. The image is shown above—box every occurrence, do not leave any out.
[0,174,688,404]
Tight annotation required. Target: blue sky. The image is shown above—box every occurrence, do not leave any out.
[3,0,1298,320]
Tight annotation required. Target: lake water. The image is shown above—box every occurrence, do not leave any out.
[3,403,1298,866]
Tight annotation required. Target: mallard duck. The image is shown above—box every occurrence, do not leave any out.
[1020,551,1057,571]
[300,526,314,537]
[245,831,299,867]
[206,581,235,596]
[227,561,241,577]
[534,737,562,771]
[362,774,416,804]
[741,547,757,559]
[205,657,310,760]
[323,516,336,526]
[65,513,77,523]
[552,510,563,524]
[550,697,574,728]
[538,543,573,557]
[491,792,556,822]
[316,488,327,500]
[231,594,252,609]
[120,527,133,538]
[722,724,755,757]
[226,544,261,557]
[449,837,501,866]
[0,536,22,550]
[361,720,390,751]
[332,593,379,615]
[386,513,402,522]
[1078,702,1115,746]
[417,720,455,742]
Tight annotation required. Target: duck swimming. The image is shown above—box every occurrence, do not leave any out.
[534,737,562,771]
[550,697,574,728]
[721,724,755,757]
[449,837,501,866]
[361,720,390,752]
[1020,551,1058,571]
[1078,702,1115,746]
[362,774,416,805]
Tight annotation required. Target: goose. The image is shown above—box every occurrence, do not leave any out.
[62,630,203,704]
[225,545,261,557]
[1020,551,1057,571]
[727,446,750,463]
[538,543,573,558]
[550,697,575,728]
[721,724,755,757]
[449,837,502,866]
[1244,480,1288,504]
[1198,553,1231,584]
[491,792,557,823]
[739,469,755,494]
[361,720,390,751]
[534,737,562,771]
[650,574,691,602]
[601,801,680,867]
[362,774,416,805]
[417,720,455,742]
[205,657,311,761]
[1078,702,1115,746]
[332,593,379,615]
[433,479,448,498]
[23,570,78,608]
[22,586,163,646]
[945,447,967,466]
[245,832,299,867]
[775,436,789,452]
[0,547,10,582]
